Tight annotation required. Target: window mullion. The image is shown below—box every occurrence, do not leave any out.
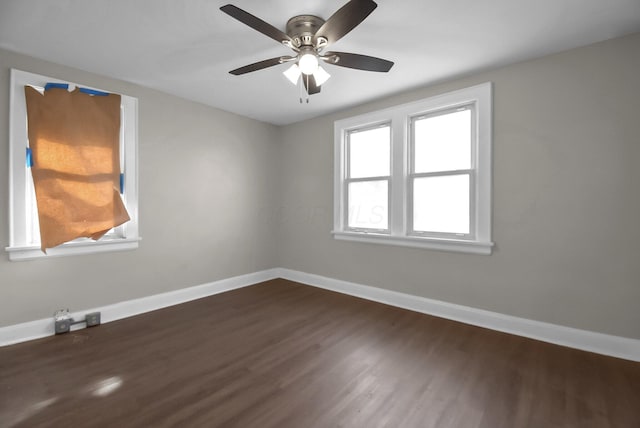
[390,113,406,237]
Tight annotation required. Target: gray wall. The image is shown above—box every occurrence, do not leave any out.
[2,33,639,341]
[278,32,640,340]
[0,48,280,327]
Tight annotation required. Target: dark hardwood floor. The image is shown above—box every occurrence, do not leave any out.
[1,279,638,427]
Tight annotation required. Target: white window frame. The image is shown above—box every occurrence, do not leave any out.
[345,122,392,233]
[6,69,140,261]
[333,82,493,255]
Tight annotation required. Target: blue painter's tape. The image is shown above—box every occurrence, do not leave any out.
[44,82,69,91]
[79,87,109,96]
[119,173,124,194]
[26,147,33,167]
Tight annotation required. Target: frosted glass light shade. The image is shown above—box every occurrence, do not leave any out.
[313,66,331,86]
[283,64,301,85]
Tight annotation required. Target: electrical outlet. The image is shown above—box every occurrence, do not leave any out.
[86,312,101,327]
[54,309,72,334]
[55,319,71,334]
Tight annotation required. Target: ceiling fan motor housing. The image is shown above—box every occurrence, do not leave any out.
[286,15,326,49]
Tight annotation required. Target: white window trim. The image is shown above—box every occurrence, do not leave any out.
[6,69,140,261]
[333,82,493,255]
[345,122,392,233]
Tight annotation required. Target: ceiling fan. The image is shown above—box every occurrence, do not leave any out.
[220,0,394,101]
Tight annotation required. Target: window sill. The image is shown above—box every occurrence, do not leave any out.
[332,231,493,255]
[5,237,141,261]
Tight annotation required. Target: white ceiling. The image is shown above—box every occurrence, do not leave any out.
[1,0,639,125]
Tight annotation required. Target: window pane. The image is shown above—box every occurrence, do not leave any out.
[414,109,471,173]
[348,180,388,230]
[349,126,390,178]
[26,169,40,245]
[413,175,469,234]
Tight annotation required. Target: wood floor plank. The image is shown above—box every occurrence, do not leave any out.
[1,279,638,427]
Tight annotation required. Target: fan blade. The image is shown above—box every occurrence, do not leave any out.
[315,0,378,47]
[220,4,291,44]
[230,57,283,75]
[323,51,394,72]
[303,74,321,95]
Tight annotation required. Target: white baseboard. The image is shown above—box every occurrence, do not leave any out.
[275,268,640,362]
[2,267,638,362]
[0,268,280,347]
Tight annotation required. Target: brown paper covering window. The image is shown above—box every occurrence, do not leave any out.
[24,86,130,252]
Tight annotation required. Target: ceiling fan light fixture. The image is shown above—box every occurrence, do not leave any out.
[283,64,301,85]
[221,1,394,99]
[313,66,331,86]
[298,52,319,75]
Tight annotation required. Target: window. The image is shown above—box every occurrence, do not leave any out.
[346,124,391,231]
[6,69,139,261]
[333,82,493,254]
